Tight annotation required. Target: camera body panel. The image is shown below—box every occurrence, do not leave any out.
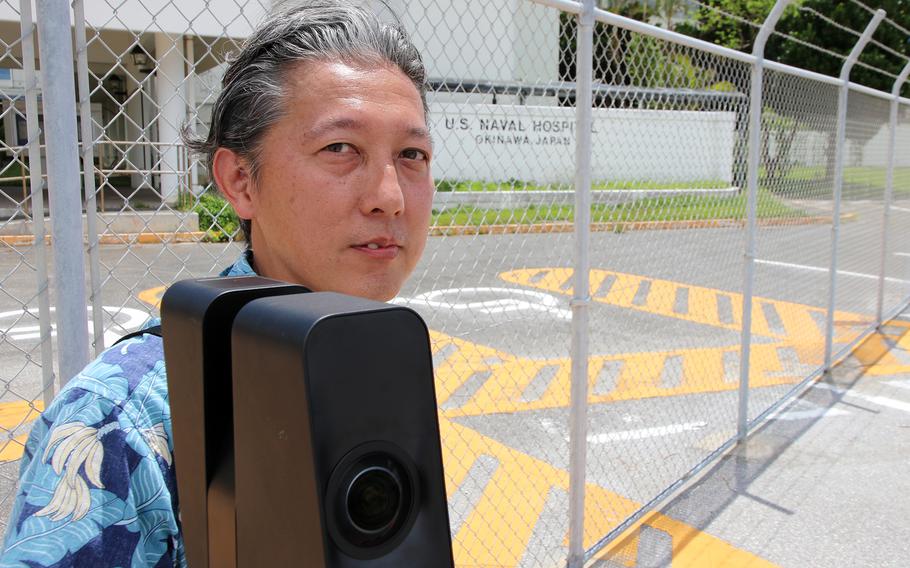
[162,278,453,567]
[161,277,308,568]
[232,293,453,567]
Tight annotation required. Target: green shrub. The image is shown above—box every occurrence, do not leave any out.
[194,192,240,242]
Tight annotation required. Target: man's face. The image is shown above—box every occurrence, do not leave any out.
[243,60,433,301]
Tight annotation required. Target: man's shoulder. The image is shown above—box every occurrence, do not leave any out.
[1,331,181,568]
[48,331,169,427]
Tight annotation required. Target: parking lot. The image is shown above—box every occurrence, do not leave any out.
[0,200,908,565]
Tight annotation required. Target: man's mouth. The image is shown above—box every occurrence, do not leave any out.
[353,239,401,258]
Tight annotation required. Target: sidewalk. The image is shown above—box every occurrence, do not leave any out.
[593,308,910,567]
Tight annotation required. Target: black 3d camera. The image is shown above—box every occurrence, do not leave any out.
[161,277,454,567]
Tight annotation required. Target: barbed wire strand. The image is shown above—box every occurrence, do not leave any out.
[847,0,876,15]
[684,0,846,63]
[868,38,910,64]
[884,17,910,38]
[685,0,762,32]
[854,59,899,80]
[797,6,862,38]
[799,5,910,72]
[680,0,907,79]
[772,29,848,62]
[848,0,910,38]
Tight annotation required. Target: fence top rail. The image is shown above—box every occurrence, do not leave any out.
[848,81,910,104]
[527,0,905,105]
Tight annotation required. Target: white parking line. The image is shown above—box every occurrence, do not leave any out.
[895,252,910,258]
[755,259,910,284]
[773,400,850,421]
[885,379,910,392]
[814,382,910,413]
[394,287,572,320]
[585,421,707,443]
[0,306,149,345]
[891,206,910,213]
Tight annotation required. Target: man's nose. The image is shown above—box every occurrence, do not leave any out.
[362,161,405,217]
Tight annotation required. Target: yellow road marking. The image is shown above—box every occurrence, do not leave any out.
[0,433,29,462]
[0,400,44,431]
[125,279,900,566]
[441,418,776,567]
[0,400,44,463]
[852,325,910,376]
[137,286,166,309]
[594,509,780,567]
[431,330,824,417]
[501,268,860,343]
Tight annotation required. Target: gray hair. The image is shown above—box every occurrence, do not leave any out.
[183,0,428,245]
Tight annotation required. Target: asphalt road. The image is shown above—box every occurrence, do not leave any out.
[0,199,908,566]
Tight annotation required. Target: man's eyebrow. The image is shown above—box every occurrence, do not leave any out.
[406,126,432,143]
[305,117,364,140]
[305,118,432,143]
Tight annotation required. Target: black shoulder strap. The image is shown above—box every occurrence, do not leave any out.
[114,324,162,346]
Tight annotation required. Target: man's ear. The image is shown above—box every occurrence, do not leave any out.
[212,147,255,219]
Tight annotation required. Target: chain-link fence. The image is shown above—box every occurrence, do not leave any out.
[1,0,909,566]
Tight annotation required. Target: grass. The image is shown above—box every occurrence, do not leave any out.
[432,190,804,227]
[773,166,910,198]
[435,178,732,192]
[169,184,808,240]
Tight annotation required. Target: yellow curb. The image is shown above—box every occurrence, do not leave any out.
[430,214,850,237]
[98,232,206,245]
[0,214,853,245]
[0,232,206,246]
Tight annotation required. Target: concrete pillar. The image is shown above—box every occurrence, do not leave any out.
[3,102,17,152]
[154,32,186,204]
[125,61,149,192]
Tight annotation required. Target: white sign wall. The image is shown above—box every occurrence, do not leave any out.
[429,102,737,184]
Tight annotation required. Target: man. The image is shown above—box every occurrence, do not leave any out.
[1,2,433,566]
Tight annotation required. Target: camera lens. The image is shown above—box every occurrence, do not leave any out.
[326,443,420,558]
[346,466,402,533]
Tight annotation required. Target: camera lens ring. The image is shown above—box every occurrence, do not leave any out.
[325,441,420,559]
[344,465,403,535]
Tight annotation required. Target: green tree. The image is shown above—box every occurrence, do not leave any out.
[677,0,910,95]
[559,1,730,105]
[678,0,910,191]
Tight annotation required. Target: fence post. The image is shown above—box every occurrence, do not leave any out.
[185,35,199,193]
[875,60,910,326]
[73,0,105,355]
[567,0,594,566]
[20,0,55,404]
[36,0,90,384]
[824,9,885,371]
[737,0,790,442]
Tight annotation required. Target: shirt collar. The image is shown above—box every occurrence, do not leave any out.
[219,249,257,277]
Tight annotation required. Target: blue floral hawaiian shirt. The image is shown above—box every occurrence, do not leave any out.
[1,253,256,567]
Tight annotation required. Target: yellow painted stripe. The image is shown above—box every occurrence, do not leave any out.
[0,433,29,462]
[500,268,859,342]
[454,460,551,566]
[0,400,44,431]
[435,332,824,418]
[594,510,781,567]
[441,418,775,567]
[137,285,166,309]
[852,328,910,376]
[0,400,44,463]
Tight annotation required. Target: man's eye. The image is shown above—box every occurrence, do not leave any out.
[401,148,428,161]
[324,142,355,154]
